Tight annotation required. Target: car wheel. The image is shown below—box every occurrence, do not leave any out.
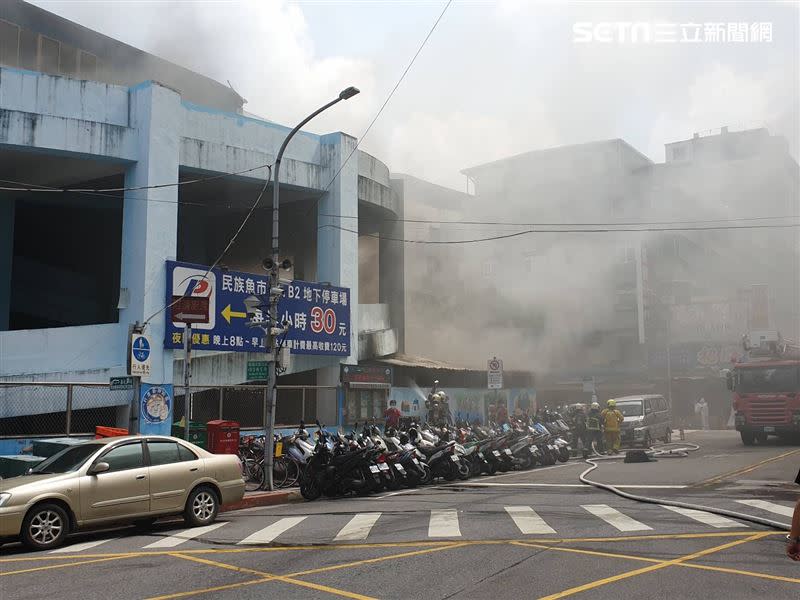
[643,432,652,448]
[756,432,768,444]
[21,503,69,551]
[663,428,672,443]
[740,431,755,446]
[184,486,219,527]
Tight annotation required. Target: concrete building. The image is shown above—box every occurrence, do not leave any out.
[0,1,403,432]
[398,130,797,426]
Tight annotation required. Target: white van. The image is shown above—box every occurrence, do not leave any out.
[615,395,672,447]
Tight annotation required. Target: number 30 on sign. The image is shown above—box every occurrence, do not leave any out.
[310,307,337,334]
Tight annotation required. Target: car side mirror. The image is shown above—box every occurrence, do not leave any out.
[89,462,110,475]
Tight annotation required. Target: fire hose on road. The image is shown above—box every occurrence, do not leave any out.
[579,442,791,531]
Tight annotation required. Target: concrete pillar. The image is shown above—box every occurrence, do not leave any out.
[119,81,180,385]
[316,132,359,424]
[0,198,14,331]
[381,181,405,353]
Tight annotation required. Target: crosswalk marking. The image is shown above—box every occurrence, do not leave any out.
[504,506,556,535]
[334,513,382,541]
[143,522,228,548]
[238,516,307,545]
[51,538,116,553]
[581,504,652,532]
[662,506,745,529]
[735,499,794,517]
[428,509,461,537]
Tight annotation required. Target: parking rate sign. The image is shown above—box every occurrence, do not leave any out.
[164,260,351,356]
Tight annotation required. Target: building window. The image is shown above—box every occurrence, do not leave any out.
[79,50,97,79]
[19,28,38,70]
[38,35,60,74]
[59,44,78,77]
[482,260,494,277]
[0,20,20,67]
[671,145,688,161]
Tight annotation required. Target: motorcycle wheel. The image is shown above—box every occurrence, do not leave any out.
[457,461,470,480]
[300,476,322,501]
[420,465,434,485]
[558,448,570,463]
[520,455,534,470]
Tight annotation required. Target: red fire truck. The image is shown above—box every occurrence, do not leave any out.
[726,331,800,445]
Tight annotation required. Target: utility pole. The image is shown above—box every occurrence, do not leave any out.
[262,86,360,491]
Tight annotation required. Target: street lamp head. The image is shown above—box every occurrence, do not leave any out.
[339,86,360,100]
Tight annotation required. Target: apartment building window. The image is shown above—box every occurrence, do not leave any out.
[671,145,688,161]
[38,35,60,74]
[0,20,20,67]
[482,260,495,277]
[523,252,536,273]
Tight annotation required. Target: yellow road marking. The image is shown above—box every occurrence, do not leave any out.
[512,541,663,564]
[537,532,772,600]
[694,448,800,487]
[0,555,128,576]
[286,542,471,578]
[679,560,800,584]
[166,551,378,600]
[1,530,779,565]
[146,578,272,600]
[513,540,800,585]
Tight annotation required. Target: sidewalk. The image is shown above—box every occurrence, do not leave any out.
[221,488,303,513]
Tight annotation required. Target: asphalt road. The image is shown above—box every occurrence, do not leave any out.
[2,431,799,600]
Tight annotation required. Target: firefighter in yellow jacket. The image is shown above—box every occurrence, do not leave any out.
[601,399,624,454]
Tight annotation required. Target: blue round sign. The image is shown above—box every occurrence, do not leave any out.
[132,335,151,362]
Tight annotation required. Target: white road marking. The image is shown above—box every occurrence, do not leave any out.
[237,516,307,544]
[334,513,382,541]
[456,482,687,489]
[582,504,653,532]
[143,522,228,548]
[504,506,556,535]
[50,538,116,553]
[428,509,461,537]
[662,506,745,529]
[735,499,795,517]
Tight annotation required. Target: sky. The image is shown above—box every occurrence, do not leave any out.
[30,0,800,191]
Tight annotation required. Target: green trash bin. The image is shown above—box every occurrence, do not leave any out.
[172,421,207,449]
[0,455,46,479]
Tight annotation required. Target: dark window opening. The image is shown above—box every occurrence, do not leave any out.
[38,35,59,74]
[0,20,20,67]
[5,170,124,331]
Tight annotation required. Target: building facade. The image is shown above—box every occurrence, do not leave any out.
[0,1,403,433]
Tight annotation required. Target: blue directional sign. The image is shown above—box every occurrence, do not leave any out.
[164,260,351,356]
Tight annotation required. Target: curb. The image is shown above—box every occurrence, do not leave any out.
[221,489,303,513]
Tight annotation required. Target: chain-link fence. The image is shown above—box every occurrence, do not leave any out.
[0,382,335,439]
[0,382,135,437]
[174,385,333,429]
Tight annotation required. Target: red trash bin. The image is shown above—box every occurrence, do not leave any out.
[206,420,240,454]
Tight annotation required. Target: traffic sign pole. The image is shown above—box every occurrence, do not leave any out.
[183,323,193,441]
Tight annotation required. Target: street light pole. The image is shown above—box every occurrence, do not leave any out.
[263,86,360,491]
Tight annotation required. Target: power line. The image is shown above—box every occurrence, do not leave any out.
[0,162,271,194]
[323,212,800,228]
[321,222,800,245]
[307,0,453,218]
[143,165,273,326]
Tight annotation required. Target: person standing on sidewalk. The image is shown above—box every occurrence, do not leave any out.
[695,397,710,430]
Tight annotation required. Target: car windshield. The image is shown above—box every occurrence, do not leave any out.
[737,366,800,394]
[29,443,104,474]
[615,402,643,417]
